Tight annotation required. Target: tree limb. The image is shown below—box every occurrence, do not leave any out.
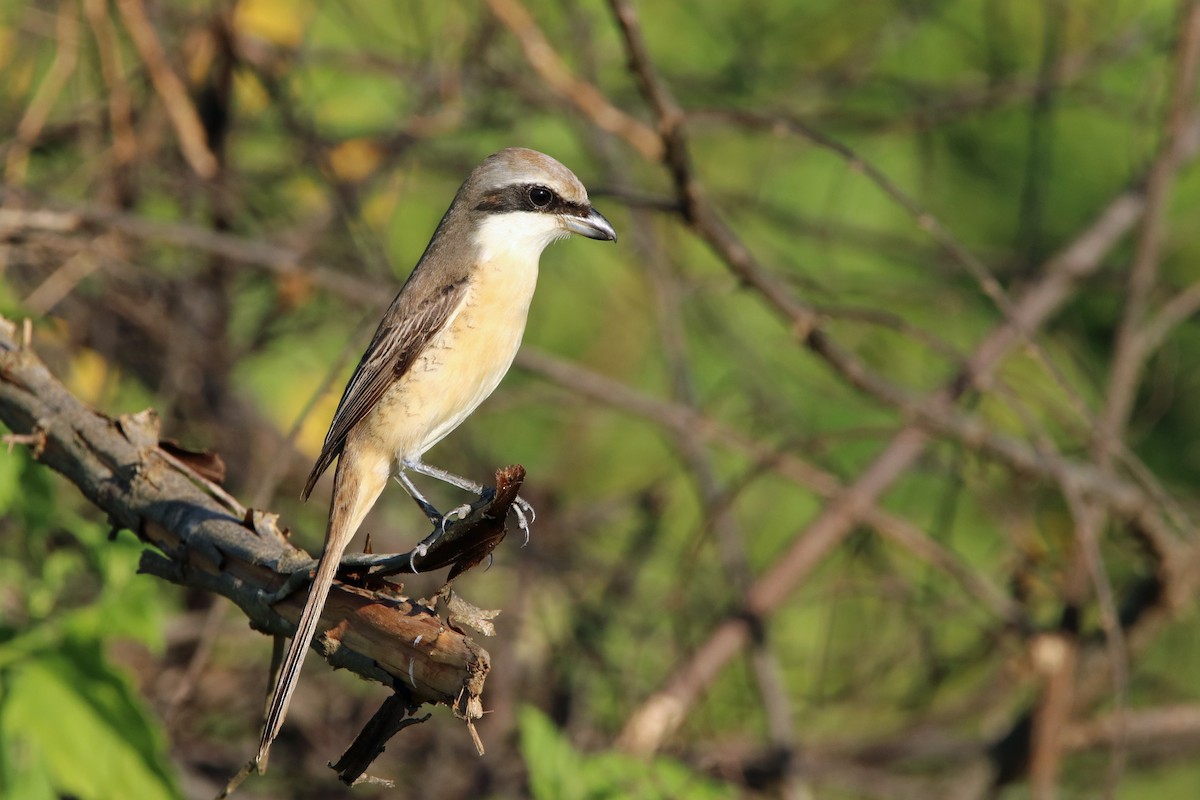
[0,315,502,775]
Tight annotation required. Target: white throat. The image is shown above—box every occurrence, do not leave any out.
[473,211,568,267]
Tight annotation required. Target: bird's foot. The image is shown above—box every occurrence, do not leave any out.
[407,491,536,571]
[444,502,474,529]
[512,495,535,545]
[408,503,473,564]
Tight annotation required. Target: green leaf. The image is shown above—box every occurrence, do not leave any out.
[520,705,586,800]
[0,643,181,800]
[519,706,734,800]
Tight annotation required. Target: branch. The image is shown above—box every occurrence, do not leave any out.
[612,51,1193,759]
[5,1,78,188]
[0,315,505,775]
[482,0,662,161]
[1031,5,1200,794]
[0,202,385,308]
[115,0,219,179]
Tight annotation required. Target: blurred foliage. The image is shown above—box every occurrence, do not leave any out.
[519,707,734,800]
[0,0,1199,798]
[0,451,179,800]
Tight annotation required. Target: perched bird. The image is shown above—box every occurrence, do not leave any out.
[256,148,616,765]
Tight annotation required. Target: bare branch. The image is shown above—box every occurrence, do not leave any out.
[483,0,663,160]
[5,1,78,188]
[115,0,219,179]
[614,116,1186,759]
[0,316,494,773]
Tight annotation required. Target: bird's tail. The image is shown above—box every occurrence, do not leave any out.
[256,449,387,768]
[255,534,343,767]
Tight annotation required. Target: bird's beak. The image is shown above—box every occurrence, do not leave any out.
[564,207,618,242]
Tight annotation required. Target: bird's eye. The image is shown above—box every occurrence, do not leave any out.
[528,186,553,208]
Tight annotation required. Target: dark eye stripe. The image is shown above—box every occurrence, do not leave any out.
[474,184,590,217]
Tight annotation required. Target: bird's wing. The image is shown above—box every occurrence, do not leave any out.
[302,275,470,499]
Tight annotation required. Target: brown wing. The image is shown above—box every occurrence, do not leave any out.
[301,275,469,500]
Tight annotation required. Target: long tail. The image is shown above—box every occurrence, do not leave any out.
[256,446,387,767]
[255,528,344,766]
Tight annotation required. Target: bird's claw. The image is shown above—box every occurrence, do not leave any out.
[512,495,535,545]
[408,504,473,570]
[408,493,535,570]
[443,503,472,530]
[515,495,536,524]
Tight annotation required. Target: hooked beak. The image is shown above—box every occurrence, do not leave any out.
[564,207,618,242]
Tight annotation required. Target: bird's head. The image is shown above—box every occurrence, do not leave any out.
[466,148,617,252]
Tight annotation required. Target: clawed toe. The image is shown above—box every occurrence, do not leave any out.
[405,485,537,569]
[515,495,536,525]
[408,504,474,570]
[512,496,535,545]
[443,503,472,530]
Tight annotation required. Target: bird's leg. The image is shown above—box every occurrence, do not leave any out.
[404,460,536,549]
[268,467,471,598]
[394,465,473,564]
[394,468,445,527]
[409,460,535,538]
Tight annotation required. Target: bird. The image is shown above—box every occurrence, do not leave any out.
[256,148,617,766]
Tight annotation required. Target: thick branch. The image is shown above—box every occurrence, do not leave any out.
[0,316,495,762]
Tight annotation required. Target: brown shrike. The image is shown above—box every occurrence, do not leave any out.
[256,148,616,765]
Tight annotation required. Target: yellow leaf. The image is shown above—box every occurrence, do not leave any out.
[233,0,311,48]
[66,348,112,407]
[233,71,269,114]
[299,392,340,458]
[327,138,382,183]
[362,173,404,229]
